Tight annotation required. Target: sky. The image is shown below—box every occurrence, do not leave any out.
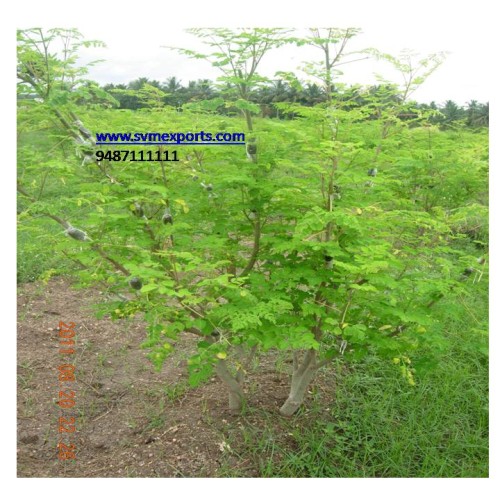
[12,0,494,106]
[75,22,489,106]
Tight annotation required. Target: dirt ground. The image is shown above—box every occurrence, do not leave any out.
[17,277,335,477]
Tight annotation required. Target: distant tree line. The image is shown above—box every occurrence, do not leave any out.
[101,76,489,129]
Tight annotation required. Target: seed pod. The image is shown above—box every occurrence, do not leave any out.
[462,267,474,277]
[132,202,144,218]
[192,175,199,181]
[66,226,88,241]
[324,254,334,269]
[201,182,213,191]
[246,141,257,161]
[162,208,173,224]
[367,168,378,177]
[129,277,143,290]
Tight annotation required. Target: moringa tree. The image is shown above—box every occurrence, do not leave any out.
[17,27,481,419]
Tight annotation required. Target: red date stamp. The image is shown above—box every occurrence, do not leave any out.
[57,321,77,460]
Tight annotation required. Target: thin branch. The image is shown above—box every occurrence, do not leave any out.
[339,288,355,325]
[238,218,261,277]
[90,244,130,276]
[17,183,70,229]
[314,357,332,370]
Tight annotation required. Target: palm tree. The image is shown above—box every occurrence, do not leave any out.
[163,76,182,93]
[299,83,326,106]
[440,100,465,126]
[163,77,184,107]
[466,100,488,127]
[193,79,214,100]
[128,77,158,90]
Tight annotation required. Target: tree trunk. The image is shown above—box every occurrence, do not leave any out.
[213,345,257,412]
[215,359,245,411]
[228,387,243,411]
[279,349,318,416]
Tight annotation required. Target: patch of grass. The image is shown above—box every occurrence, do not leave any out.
[19,394,36,418]
[278,354,487,477]
[18,361,36,389]
[145,399,166,431]
[218,293,488,478]
[17,218,76,283]
[17,226,59,283]
[163,382,190,402]
[96,353,109,368]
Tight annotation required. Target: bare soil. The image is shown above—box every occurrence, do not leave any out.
[17,277,336,477]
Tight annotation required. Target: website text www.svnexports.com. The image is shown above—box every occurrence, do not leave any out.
[95,131,246,145]
[93,131,246,162]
